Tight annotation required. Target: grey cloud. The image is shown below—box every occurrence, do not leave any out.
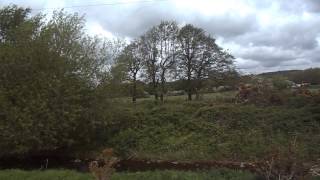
[267,0,320,14]
[233,20,320,50]
[193,13,258,38]
[304,47,320,63]
[78,1,258,39]
[239,46,298,67]
[302,0,320,12]
[1,0,320,73]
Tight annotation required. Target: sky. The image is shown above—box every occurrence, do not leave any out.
[1,0,320,74]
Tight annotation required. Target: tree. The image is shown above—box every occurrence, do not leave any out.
[177,24,234,100]
[193,35,234,99]
[0,5,32,43]
[0,6,109,157]
[117,40,144,102]
[141,27,160,100]
[177,24,206,100]
[208,67,240,88]
[141,21,179,102]
[156,21,179,102]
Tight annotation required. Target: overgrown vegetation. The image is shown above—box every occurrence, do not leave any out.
[104,97,320,162]
[0,169,259,180]
[1,4,320,180]
[0,5,113,157]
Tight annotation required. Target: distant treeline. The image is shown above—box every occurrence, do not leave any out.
[259,68,320,85]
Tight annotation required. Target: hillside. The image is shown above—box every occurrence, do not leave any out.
[258,68,320,84]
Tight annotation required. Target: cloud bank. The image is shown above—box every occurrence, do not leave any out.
[1,0,320,73]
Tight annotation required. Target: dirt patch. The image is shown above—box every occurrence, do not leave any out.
[0,156,258,173]
[115,159,258,173]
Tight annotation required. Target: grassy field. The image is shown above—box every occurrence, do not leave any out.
[105,90,320,161]
[115,91,237,103]
[1,91,319,180]
[0,169,257,180]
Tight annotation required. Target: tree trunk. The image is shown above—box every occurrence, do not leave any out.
[187,72,192,101]
[160,81,165,102]
[195,78,202,100]
[187,57,192,101]
[195,71,203,100]
[152,76,158,101]
[195,90,200,100]
[188,92,192,101]
[132,76,137,103]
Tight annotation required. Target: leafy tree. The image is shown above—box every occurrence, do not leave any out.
[177,24,234,100]
[140,27,160,100]
[156,21,179,102]
[208,67,240,88]
[0,6,109,157]
[116,40,145,102]
[0,5,32,43]
[140,21,179,102]
[177,24,206,100]
[193,36,234,99]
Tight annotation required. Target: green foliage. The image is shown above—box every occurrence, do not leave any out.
[0,6,109,157]
[271,76,290,90]
[1,6,319,178]
[103,98,320,162]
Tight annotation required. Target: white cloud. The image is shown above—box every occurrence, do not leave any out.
[86,21,115,39]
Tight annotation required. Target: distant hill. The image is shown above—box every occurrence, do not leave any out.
[259,70,302,77]
[258,68,320,84]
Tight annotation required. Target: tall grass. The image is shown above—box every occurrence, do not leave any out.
[0,169,93,180]
[0,169,257,180]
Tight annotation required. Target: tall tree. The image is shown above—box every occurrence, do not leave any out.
[141,21,179,102]
[156,21,179,102]
[177,24,234,100]
[193,35,234,99]
[177,24,206,100]
[117,40,144,102]
[141,27,160,100]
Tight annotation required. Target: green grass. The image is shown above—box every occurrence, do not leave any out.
[112,169,256,180]
[0,169,92,180]
[107,96,320,161]
[0,169,257,180]
[114,91,236,104]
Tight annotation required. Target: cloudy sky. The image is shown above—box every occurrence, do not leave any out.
[1,0,320,73]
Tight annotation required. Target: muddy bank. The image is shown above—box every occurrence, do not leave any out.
[0,156,258,173]
[115,159,258,173]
